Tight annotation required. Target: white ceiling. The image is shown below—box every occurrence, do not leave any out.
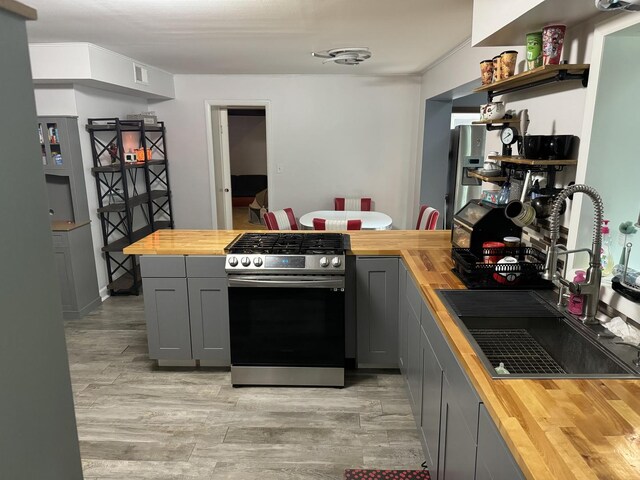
[24,0,473,75]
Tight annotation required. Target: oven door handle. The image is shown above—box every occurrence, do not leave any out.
[228,275,345,289]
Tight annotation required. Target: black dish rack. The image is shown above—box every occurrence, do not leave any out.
[452,246,553,289]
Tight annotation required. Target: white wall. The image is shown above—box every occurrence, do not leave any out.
[228,115,267,176]
[35,85,148,297]
[30,43,175,100]
[33,86,77,116]
[150,75,421,229]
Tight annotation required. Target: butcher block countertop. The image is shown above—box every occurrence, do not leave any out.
[125,230,640,480]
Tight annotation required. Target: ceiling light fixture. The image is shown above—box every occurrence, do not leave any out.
[311,47,372,66]
[595,0,640,11]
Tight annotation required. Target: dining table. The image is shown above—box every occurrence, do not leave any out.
[299,210,393,230]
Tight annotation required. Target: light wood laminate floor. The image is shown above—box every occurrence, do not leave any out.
[65,295,424,479]
[232,206,266,230]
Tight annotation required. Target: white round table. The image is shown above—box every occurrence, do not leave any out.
[299,210,392,230]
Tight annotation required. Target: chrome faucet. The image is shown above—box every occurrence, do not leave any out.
[542,184,604,325]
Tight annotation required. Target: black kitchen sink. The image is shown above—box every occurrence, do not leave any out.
[438,290,640,379]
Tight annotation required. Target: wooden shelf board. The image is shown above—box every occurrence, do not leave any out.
[472,117,520,125]
[107,265,141,294]
[51,220,90,232]
[92,159,166,173]
[154,220,172,230]
[87,124,163,132]
[474,64,590,94]
[98,190,168,213]
[102,225,153,253]
[468,171,507,182]
[489,155,577,166]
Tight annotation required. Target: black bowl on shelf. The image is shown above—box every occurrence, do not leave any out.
[546,135,575,160]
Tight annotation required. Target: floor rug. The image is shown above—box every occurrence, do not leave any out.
[344,470,431,480]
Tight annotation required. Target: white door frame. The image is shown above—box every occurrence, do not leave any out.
[204,99,273,229]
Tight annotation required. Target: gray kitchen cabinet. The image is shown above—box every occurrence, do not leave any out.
[186,255,230,366]
[42,115,100,318]
[406,300,423,420]
[141,256,192,362]
[405,270,423,418]
[476,404,526,480]
[356,256,399,367]
[420,325,443,471]
[52,225,101,319]
[398,261,408,375]
[438,373,478,480]
[188,278,230,365]
[143,277,191,361]
[405,276,524,480]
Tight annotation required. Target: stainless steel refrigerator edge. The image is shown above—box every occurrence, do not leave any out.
[444,125,486,229]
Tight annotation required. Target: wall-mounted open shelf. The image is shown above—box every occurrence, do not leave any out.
[474,64,590,101]
[471,117,520,125]
[472,116,521,132]
[489,155,578,166]
[468,170,507,183]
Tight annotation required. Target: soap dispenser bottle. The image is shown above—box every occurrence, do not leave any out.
[600,220,614,276]
[568,270,586,316]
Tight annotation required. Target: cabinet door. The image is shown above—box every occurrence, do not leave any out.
[420,327,443,471]
[406,304,422,420]
[476,404,525,480]
[188,278,230,365]
[398,261,408,375]
[40,118,69,173]
[143,277,191,360]
[53,247,75,310]
[438,374,477,480]
[356,257,399,367]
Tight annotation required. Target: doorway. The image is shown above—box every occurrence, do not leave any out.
[419,87,486,229]
[207,102,271,230]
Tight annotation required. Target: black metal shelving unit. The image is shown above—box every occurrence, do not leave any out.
[87,118,174,295]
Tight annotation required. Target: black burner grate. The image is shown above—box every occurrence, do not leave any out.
[226,233,346,254]
[469,328,566,375]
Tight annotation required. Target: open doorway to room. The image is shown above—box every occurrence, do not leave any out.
[208,103,270,230]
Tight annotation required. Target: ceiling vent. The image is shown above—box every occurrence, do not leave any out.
[133,63,149,84]
[595,0,640,11]
[311,47,372,66]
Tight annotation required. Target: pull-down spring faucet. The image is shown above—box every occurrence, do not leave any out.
[542,184,604,324]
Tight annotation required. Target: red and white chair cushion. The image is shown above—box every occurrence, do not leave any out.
[312,218,362,231]
[263,208,298,230]
[334,197,372,211]
[416,205,439,230]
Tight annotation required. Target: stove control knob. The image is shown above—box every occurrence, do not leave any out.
[253,257,263,267]
[319,256,330,268]
[228,256,238,267]
[331,257,342,268]
[241,257,251,267]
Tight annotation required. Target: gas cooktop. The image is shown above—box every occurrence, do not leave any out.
[226,233,348,255]
[225,233,350,274]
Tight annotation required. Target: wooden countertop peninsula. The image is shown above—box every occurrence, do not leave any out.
[125,230,640,479]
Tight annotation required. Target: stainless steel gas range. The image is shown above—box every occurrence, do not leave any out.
[225,232,349,387]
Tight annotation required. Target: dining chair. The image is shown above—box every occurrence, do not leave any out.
[312,218,362,231]
[416,205,440,230]
[334,197,372,211]
[263,208,298,230]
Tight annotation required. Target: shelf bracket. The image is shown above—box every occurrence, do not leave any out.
[487,67,590,102]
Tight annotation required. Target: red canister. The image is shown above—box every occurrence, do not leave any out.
[482,241,505,263]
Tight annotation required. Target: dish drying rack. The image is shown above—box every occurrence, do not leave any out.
[612,242,640,301]
[451,246,553,289]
